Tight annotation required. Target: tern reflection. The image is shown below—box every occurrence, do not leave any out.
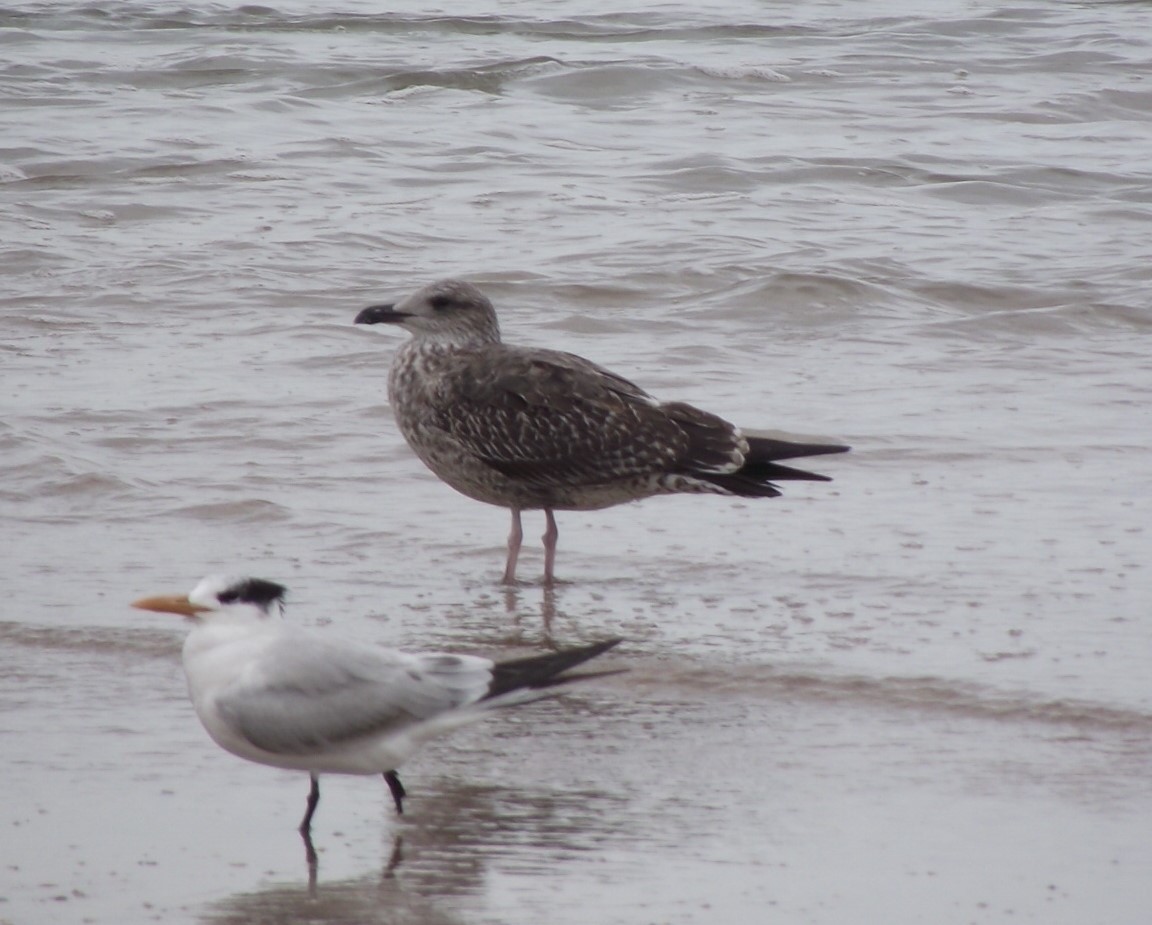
[202,777,628,924]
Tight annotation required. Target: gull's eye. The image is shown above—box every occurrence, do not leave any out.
[429,295,453,312]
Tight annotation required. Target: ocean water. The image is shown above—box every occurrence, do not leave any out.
[3,2,1151,923]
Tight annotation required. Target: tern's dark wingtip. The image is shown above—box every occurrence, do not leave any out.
[485,637,624,700]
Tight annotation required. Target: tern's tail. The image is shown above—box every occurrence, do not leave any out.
[485,638,623,701]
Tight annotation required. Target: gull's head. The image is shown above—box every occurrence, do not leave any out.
[132,575,288,622]
[354,279,501,347]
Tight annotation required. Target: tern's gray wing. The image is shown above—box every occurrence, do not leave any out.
[430,345,742,485]
[215,633,494,755]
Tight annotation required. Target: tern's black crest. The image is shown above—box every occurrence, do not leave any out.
[217,577,288,609]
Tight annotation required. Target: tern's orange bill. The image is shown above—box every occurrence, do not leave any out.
[131,594,209,617]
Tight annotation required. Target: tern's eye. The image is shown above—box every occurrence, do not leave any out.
[218,578,287,608]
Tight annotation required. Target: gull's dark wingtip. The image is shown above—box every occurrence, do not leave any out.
[746,435,851,461]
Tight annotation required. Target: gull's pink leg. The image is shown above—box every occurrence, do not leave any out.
[503,508,523,584]
[542,508,559,586]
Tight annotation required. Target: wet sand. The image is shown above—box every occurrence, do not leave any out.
[6,600,1151,924]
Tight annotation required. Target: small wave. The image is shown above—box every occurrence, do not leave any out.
[621,660,1152,732]
[0,621,181,660]
[380,56,564,96]
[696,64,791,82]
[168,498,290,523]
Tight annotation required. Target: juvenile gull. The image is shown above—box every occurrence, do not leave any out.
[132,574,621,852]
[355,279,850,585]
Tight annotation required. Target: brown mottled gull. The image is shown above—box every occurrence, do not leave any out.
[355,279,849,585]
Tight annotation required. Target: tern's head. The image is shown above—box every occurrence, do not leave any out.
[354,279,501,347]
[132,575,287,622]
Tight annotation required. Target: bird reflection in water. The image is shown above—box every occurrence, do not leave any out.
[501,582,560,641]
[205,780,630,924]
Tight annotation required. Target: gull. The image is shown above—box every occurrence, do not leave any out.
[354,279,850,585]
[132,574,621,844]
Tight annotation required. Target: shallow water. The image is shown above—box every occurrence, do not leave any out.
[3,2,1152,923]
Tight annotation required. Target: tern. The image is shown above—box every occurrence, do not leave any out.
[132,574,622,842]
[355,279,850,585]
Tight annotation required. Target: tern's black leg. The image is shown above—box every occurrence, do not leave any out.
[300,773,321,833]
[299,774,321,874]
[383,770,406,815]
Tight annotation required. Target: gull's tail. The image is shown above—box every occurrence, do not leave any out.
[700,435,851,498]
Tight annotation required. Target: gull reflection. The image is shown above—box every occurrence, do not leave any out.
[500,583,560,644]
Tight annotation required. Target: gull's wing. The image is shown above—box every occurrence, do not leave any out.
[214,632,494,755]
[429,345,743,484]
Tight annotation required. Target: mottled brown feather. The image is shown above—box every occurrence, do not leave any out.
[426,345,736,488]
